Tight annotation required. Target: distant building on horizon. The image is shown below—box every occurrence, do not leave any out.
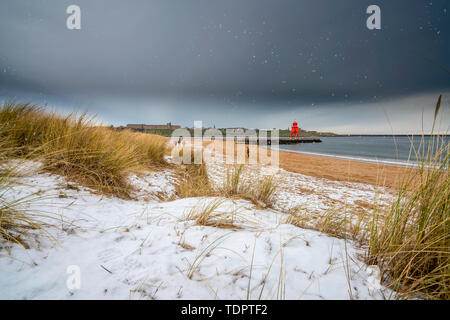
[126,123,181,132]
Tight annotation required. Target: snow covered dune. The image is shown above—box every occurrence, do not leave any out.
[0,168,391,300]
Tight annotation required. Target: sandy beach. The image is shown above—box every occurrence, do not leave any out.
[200,140,415,189]
[277,149,414,189]
[196,139,397,229]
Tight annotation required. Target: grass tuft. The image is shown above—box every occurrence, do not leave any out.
[175,149,214,198]
[0,147,56,248]
[185,199,241,229]
[221,165,277,208]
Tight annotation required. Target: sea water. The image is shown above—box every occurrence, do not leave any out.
[278,135,449,166]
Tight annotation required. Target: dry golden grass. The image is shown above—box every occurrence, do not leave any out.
[221,165,277,208]
[285,205,353,239]
[0,140,56,248]
[0,102,169,198]
[253,175,277,207]
[0,102,169,246]
[364,96,449,299]
[174,149,214,198]
[184,198,241,229]
[366,132,449,299]
[0,195,55,249]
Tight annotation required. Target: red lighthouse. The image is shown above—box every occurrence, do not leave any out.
[290,121,300,139]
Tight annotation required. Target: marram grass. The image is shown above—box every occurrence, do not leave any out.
[366,96,449,299]
[0,102,169,198]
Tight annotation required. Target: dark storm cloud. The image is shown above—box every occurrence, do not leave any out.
[1,0,449,106]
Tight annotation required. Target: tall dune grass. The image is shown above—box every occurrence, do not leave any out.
[0,139,56,248]
[367,96,449,299]
[0,102,168,198]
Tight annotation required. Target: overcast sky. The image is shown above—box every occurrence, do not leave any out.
[0,0,449,133]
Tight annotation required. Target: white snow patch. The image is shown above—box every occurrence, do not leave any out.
[128,170,178,200]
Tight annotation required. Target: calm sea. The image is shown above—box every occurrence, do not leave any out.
[278,135,449,166]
